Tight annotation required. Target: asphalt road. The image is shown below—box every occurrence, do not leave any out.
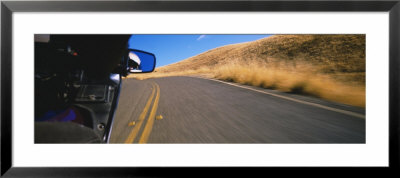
[109,76,365,143]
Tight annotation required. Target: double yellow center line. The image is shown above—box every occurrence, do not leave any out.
[124,82,161,144]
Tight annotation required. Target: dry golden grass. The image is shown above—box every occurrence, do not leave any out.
[212,60,365,107]
[128,34,366,107]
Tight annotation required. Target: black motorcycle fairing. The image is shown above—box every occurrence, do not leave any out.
[49,35,131,80]
[34,35,131,143]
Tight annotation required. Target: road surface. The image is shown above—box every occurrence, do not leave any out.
[109,76,365,143]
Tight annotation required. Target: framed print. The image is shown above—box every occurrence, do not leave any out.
[1,0,399,177]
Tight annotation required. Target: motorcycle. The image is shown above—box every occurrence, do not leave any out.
[34,35,156,143]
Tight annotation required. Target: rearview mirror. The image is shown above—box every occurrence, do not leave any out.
[127,49,156,73]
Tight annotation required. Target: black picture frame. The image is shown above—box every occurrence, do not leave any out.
[1,0,399,177]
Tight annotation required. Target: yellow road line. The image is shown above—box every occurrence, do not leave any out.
[124,82,156,143]
[138,83,161,144]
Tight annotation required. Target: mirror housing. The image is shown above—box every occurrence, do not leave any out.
[125,49,156,74]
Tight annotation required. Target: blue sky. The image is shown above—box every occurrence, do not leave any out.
[128,34,272,68]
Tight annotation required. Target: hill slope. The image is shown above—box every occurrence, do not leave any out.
[131,35,366,107]
[158,35,365,76]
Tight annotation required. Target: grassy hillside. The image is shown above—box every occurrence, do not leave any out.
[130,35,366,107]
